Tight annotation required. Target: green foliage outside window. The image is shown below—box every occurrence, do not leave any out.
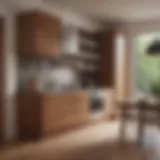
[136,34,160,95]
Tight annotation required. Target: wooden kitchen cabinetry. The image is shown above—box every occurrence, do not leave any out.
[16,11,61,58]
[96,30,127,100]
[17,91,89,140]
[96,30,116,87]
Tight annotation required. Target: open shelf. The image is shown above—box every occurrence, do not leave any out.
[63,52,100,61]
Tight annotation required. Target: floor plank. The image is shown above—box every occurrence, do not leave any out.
[0,121,160,160]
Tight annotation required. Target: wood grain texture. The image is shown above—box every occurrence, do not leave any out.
[16,11,61,58]
[41,93,90,135]
[17,92,42,140]
[96,30,116,87]
[96,30,128,100]
[17,92,90,140]
[0,121,152,160]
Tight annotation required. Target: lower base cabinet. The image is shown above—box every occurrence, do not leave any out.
[17,92,90,140]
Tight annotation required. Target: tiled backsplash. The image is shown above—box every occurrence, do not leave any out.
[18,59,81,92]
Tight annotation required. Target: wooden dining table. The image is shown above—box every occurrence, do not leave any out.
[119,99,160,145]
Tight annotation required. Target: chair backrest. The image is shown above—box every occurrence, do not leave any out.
[137,99,160,124]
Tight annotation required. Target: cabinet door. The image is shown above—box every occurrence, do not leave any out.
[35,12,61,57]
[42,93,89,135]
[16,13,37,56]
[97,30,115,87]
[17,93,42,140]
[17,11,61,58]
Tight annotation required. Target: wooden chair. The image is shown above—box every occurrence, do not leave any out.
[119,100,160,145]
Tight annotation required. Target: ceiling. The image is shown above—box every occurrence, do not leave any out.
[46,0,160,22]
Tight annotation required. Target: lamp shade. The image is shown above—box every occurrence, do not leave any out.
[147,39,160,55]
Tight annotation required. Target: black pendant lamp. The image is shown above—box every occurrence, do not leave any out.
[147,39,160,55]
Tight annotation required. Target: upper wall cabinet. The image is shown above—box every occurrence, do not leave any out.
[96,30,126,94]
[16,11,61,58]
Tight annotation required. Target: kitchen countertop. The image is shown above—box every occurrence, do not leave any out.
[18,88,114,96]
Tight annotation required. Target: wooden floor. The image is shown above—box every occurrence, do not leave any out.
[0,120,160,160]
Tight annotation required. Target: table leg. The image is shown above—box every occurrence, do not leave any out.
[120,107,127,142]
[137,107,145,145]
